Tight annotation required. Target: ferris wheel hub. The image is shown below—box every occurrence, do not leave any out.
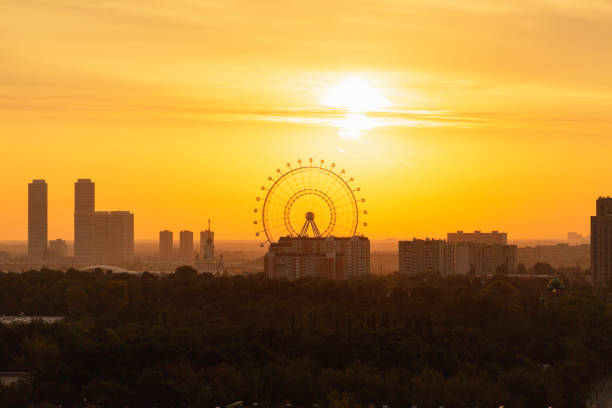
[257,160,364,243]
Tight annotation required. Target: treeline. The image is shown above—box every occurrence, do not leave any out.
[0,267,610,407]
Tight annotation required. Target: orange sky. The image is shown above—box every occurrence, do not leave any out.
[2,0,612,241]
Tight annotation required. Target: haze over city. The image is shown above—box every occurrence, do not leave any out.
[3,0,611,241]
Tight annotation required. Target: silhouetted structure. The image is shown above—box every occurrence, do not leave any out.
[398,239,445,275]
[159,230,173,261]
[447,230,507,245]
[568,231,590,245]
[518,243,590,269]
[200,220,215,260]
[591,197,612,286]
[74,179,95,262]
[93,211,134,263]
[48,239,68,259]
[195,220,223,273]
[399,238,517,275]
[265,236,370,280]
[179,230,194,261]
[27,179,47,260]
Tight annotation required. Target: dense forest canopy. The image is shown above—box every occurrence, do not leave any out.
[0,267,609,407]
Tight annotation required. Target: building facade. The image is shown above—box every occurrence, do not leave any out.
[265,236,370,280]
[518,243,590,269]
[159,230,173,260]
[48,239,68,259]
[447,230,507,245]
[93,211,134,263]
[399,238,517,275]
[398,239,445,275]
[200,229,214,260]
[74,179,95,262]
[195,222,224,274]
[179,230,194,261]
[591,197,612,286]
[27,179,47,260]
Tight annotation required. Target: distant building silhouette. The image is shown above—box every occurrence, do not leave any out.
[93,211,134,263]
[200,221,215,260]
[568,231,590,245]
[398,239,445,275]
[447,230,507,245]
[179,230,194,261]
[399,238,517,275]
[48,239,68,259]
[159,230,173,261]
[591,197,612,286]
[195,220,224,274]
[518,243,590,269]
[74,179,95,262]
[28,179,47,260]
[265,236,370,280]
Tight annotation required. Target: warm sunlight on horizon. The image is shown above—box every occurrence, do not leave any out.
[2,0,612,241]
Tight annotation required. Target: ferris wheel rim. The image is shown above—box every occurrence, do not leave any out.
[261,165,359,243]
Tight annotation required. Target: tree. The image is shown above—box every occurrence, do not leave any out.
[533,262,555,275]
[64,286,88,316]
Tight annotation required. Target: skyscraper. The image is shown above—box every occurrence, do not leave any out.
[107,211,134,263]
[159,230,173,260]
[93,211,134,263]
[28,179,47,260]
[74,179,95,262]
[591,197,612,286]
[179,230,194,261]
[200,220,215,260]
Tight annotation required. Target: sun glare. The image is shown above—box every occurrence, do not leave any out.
[322,76,390,112]
[322,76,390,139]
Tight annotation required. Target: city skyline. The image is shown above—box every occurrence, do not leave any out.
[1,174,599,242]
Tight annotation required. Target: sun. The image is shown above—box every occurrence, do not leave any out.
[322,76,390,112]
[322,76,390,139]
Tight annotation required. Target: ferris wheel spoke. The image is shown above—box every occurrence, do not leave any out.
[259,163,362,241]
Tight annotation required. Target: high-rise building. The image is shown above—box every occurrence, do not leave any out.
[195,220,224,273]
[399,238,517,275]
[107,211,134,263]
[159,230,173,260]
[265,236,370,280]
[591,197,612,286]
[28,179,47,260]
[447,230,507,245]
[94,211,110,262]
[74,179,95,262]
[200,220,215,260]
[399,239,445,275]
[179,230,194,261]
[49,239,68,259]
[92,211,134,263]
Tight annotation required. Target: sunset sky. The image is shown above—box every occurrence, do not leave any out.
[2,0,612,241]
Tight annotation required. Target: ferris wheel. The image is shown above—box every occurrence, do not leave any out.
[254,158,367,246]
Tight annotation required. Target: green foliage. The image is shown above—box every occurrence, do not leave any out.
[0,269,610,407]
